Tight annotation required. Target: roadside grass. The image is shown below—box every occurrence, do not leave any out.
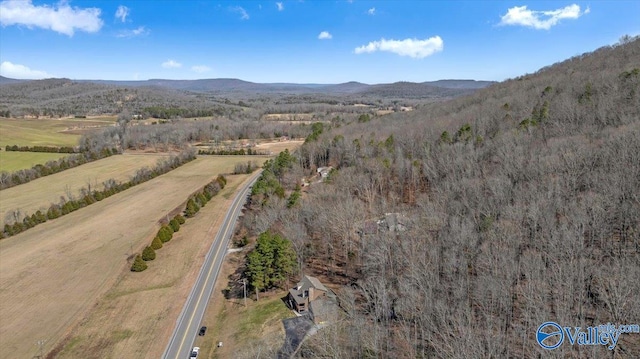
[201,290,294,358]
[0,151,69,172]
[235,294,294,340]
[111,329,134,341]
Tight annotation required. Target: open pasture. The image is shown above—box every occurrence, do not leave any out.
[0,117,115,148]
[0,151,68,172]
[0,153,168,226]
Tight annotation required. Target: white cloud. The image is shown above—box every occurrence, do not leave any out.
[0,0,103,36]
[115,5,129,22]
[231,6,249,20]
[318,31,332,40]
[0,61,52,79]
[276,2,284,11]
[367,7,375,15]
[499,4,588,30]
[191,65,211,73]
[116,26,149,38]
[354,36,443,58]
[161,59,182,69]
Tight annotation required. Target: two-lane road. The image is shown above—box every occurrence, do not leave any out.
[162,171,261,359]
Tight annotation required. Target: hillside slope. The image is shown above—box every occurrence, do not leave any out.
[245,37,640,358]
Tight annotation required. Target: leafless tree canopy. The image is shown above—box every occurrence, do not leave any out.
[238,38,640,358]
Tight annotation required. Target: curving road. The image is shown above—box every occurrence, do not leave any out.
[162,171,261,359]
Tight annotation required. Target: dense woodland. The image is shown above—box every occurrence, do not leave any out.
[234,37,640,358]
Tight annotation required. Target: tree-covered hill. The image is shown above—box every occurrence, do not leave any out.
[240,37,640,358]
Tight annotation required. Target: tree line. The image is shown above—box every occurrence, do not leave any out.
[4,145,78,153]
[0,147,118,190]
[1,150,196,239]
[131,174,228,271]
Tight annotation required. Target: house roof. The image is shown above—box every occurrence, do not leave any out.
[302,275,328,292]
[289,275,329,303]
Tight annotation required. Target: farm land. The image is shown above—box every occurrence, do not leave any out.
[0,155,271,359]
[0,114,305,358]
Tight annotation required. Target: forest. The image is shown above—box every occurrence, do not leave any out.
[233,37,640,358]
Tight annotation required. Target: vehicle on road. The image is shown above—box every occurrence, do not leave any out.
[198,326,207,336]
[190,347,199,358]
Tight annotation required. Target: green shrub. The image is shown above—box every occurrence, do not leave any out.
[142,246,156,261]
[131,255,148,272]
[158,225,173,243]
[151,236,163,250]
[169,218,180,232]
[175,214,186,225]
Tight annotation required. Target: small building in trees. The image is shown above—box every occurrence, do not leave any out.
[286,275,334,314]
[316,166,333,179]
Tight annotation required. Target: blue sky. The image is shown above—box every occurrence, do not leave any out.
[0,0,638,83]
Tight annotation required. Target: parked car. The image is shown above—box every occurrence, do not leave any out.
[198,326,207,336]
[190,347,199,358]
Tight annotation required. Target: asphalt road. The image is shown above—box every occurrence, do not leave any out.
[162,171,261,359]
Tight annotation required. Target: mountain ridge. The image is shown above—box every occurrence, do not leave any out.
[0,75,494,95]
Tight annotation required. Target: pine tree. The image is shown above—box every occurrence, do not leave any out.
[245,231,297,292]
[142,246,156,261]
[131,255,148,272]
[151,236,163,250]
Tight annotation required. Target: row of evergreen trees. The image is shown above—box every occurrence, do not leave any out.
[0,151,196,239]
[5,145,78,153]
[131,174,227,271]
[0,147,119,190]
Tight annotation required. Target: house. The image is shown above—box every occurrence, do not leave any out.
[316,166,333,179]
[286,275,333,314]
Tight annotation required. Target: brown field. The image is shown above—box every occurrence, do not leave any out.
[262,113,316,121]
[0,156,269,359]
[0,154,168,226]
[254,140,304,154]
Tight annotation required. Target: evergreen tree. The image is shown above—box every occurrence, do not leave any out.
[142,246,156,261]
[131,255,148,272]
[151,236,163,250]
[245,231,297,292]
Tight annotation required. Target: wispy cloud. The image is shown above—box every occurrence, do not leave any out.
[276,2,284,11]
[318,31,332,40]
[367,7,375,15]
[0,0,103,36]
[191,65,211,73]
[0,61,52,79]
[117,26,149,38]
[115,5,129,22]
[499,4,589,30]
[230,6,250,20]
[355,36,443,58]
[161,59,182,69]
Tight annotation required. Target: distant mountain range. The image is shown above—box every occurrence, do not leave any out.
[0,76,494,97]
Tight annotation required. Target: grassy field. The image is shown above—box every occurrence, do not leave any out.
[0,151,69,172]
[0,117,115,148]
[51,173,264,359]
[0,154,169,226]
[0,156,269,359]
